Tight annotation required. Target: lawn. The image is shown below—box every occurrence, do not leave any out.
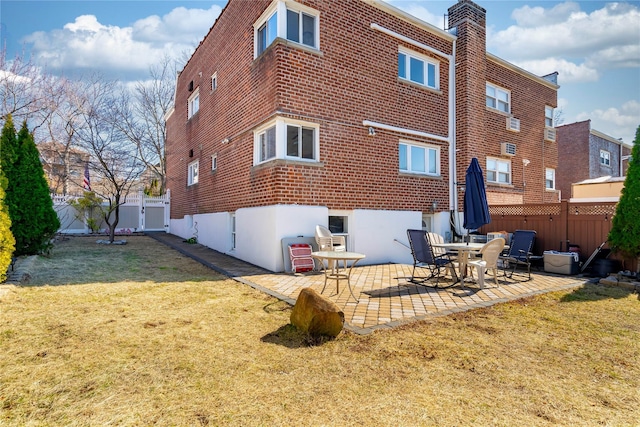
[1,235,639,426]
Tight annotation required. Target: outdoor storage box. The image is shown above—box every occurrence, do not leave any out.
[543,251,579,275]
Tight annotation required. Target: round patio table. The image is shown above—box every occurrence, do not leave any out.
[311,251,366,301]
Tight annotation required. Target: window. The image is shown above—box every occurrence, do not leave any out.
[600,150,611,166]
[398,47,438,89]
[486,83,510,113]
[188,160,199,185]
[486,157,511,184]
[328,215,348,234]
[211,154,217,171]
[211,72,218,92]
[255,1,319,57]
[188,88,200,119]
[399,141,439,175]
[545,168,555,189]
[254,117,319,164]
[258,126,277,162]
[545,106,554,127]
[286,124,315,159]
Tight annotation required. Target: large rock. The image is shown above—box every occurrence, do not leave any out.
[290,288,344,337]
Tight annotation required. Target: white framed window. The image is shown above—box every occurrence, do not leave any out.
[399,140,440,176]
[187,160,199,186]
[254,0,319,57]
[211,72,218,92]
[188,88,200,119]
[545,168,555,189]
[486,157,511,184]
[486,83,510,113]
[254,117,319,165]
[211,154,217,171]
[398,47,439,89]
[600,149,611,166]
[545,106,554,127]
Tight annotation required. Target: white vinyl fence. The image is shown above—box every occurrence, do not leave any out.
[53,190,170,234]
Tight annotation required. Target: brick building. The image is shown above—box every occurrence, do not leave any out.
[555,120,632,200]
[165,0,559,271]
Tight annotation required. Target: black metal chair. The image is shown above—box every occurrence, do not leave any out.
[406,229,458,288]
[500,229,536,280]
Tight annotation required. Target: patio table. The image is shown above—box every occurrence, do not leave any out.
[311,251,365,301]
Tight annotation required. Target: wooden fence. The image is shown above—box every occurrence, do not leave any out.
[477,200,627,268]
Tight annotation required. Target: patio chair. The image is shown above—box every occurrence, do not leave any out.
[315,225,346,252]
[468,237,506,288]
[315,225,346,272]
[500,230,536,281]
[406,229,458,288]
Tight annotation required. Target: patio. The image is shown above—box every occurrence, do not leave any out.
[148,232,590,335]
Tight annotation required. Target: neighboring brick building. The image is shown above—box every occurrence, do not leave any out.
[38,142,90,196]
[555,120,632,200]
[165,0,559,271]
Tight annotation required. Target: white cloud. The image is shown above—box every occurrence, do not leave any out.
[576,100,640,145]
[490,1,640,68]
[22,5,222,78]
[510,1,581,28]
[513,58,598,84]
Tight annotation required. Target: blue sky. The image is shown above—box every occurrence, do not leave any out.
[2,0,639,144]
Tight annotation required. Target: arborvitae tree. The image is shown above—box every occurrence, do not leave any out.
[10,122,60,255]
[1,115,18,180]
[0,175,15,281]
[608,125,640,271]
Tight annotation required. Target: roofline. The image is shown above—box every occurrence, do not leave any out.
[363,0,456,42]
[487,53,560,90]
[591,128,632,148]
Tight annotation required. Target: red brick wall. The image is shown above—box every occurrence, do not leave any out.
[166,0,455,219]
[166,0,558,219]
[555,120,591,198]
[448,0,557,206]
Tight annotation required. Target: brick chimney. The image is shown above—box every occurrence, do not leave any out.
[448,0,487,183]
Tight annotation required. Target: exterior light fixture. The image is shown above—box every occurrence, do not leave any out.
[368,126,376,136]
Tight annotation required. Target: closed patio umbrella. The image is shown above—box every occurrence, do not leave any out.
[463,157,491,242]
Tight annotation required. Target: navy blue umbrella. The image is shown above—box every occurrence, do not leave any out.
[463,158,491,239]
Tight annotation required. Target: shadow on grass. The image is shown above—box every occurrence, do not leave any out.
[560,282,633,302]
[261,320,340,348]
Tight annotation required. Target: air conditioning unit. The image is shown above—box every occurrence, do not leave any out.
[506,117,520,132]
[544,127,556,142]
[501,142,517,156]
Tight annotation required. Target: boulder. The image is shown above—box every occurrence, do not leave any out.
[290,288,344,337]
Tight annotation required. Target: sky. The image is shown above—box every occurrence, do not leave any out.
[2,0,639,145]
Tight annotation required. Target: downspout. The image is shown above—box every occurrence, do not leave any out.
[449,39,457,213]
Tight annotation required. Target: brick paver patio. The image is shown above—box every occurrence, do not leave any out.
[148,232,590,335]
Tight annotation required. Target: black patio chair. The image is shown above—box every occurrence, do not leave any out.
[406,229,458,288]
[500,229,536,281]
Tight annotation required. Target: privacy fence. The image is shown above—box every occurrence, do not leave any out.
[52,191,170,234]
[478,200,625,267]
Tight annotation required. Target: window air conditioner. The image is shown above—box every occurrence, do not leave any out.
[544,127,556,142]
[506,117,520,132]
[501,142,517,157]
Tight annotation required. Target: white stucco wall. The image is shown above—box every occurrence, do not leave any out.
[234,205,327,271]
[169,205,457,272]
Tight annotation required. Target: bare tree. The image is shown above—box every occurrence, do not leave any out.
[0,48,64,130]
[113,55,178,195]
[71,74,144,243]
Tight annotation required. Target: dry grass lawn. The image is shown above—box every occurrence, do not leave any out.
[1,235,639,426]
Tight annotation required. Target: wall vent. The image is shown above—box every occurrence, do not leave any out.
[501,142,517,157]
[506,117,520,132]
[544,127,556,142]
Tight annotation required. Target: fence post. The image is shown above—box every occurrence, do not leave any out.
[164,189,171,233]
[138,190,145,232]
[560,200,569,251]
